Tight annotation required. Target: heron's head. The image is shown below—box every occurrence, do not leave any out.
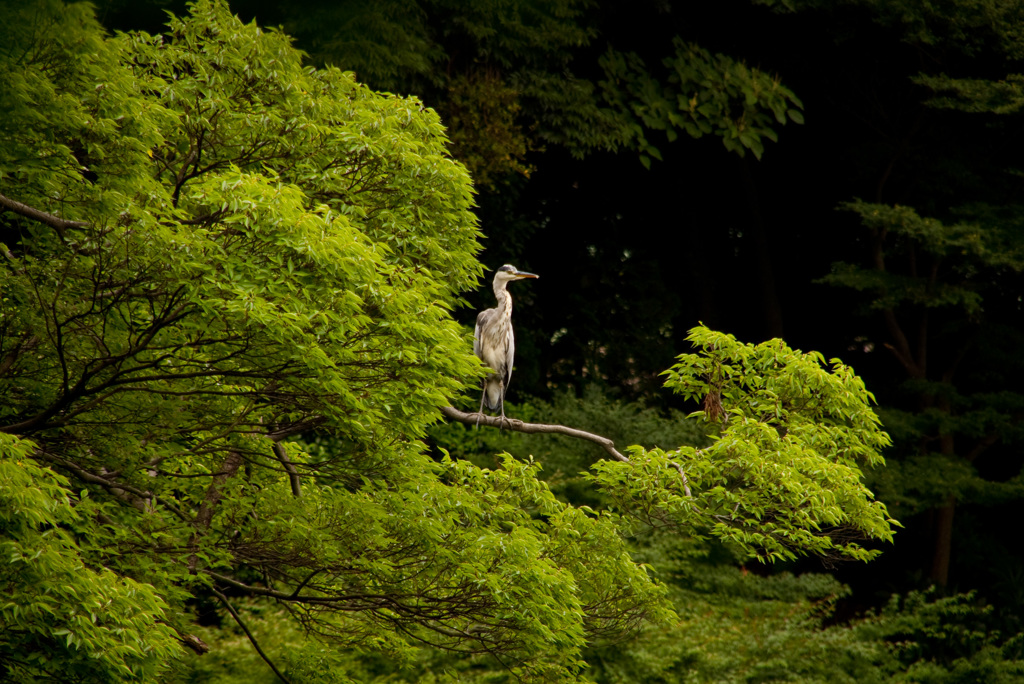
[494,264,539,285]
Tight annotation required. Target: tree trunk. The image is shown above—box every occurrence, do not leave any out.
[929,494,955,586]
[929,427,957,587]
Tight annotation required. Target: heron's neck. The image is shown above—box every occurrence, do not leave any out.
[493,283,512,314]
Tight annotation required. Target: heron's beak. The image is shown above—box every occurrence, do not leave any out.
[513,270,539,279]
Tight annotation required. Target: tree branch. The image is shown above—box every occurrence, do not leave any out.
[0,191,88,238]
[440,405,628,461]
[34,450,190,521]
[189,451,244,573]
[272,442,302,497]
[0,335,38,379]
[882,312,921,377]
[175,631,211,655]
[438,406,692,497]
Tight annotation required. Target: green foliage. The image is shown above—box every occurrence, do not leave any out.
[281,0,442,91]
[591,526,1024,684]
[271,0,598,184]
[599,39,804,164]
[251,0,802,184]
[757,0,1024,61]
[0,0,482,475]
[2,3,957,680]
[915,73,1024,115]
[862,591,1024,684]
[0,0,117,190]
[780,0,1024,60]
[588,580,1024,683]
[821,201,1024,316]
[868,402,1024,518]
[0,433,180,681]
[590,326,896,563]
[789,0,1024,593]
[444,70,536,186]
[587,570,881,684]
[187,381,951,684]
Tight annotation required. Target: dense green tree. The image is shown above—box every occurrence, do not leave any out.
[0,1,660,679]
[593,327,896,563]
[0,1,898,681]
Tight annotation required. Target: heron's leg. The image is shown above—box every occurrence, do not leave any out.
[476,383,487,427]
[498,384,509,431]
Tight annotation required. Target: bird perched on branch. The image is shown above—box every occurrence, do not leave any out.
[474,264,539,425]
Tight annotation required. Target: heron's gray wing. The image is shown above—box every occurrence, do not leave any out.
[502,328,514,396]
[473,308,494,360]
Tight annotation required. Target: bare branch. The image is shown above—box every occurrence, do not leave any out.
[440,405,628,461]
[288,570,320,599]
[0,191,88,238]
[439,406,693,497]
[667,461,692,498]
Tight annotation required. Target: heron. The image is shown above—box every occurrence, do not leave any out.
[474,264,539,425]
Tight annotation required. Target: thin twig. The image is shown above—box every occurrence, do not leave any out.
[668,461,693,498]
[35,450,192,520]
[211,588,291,684]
